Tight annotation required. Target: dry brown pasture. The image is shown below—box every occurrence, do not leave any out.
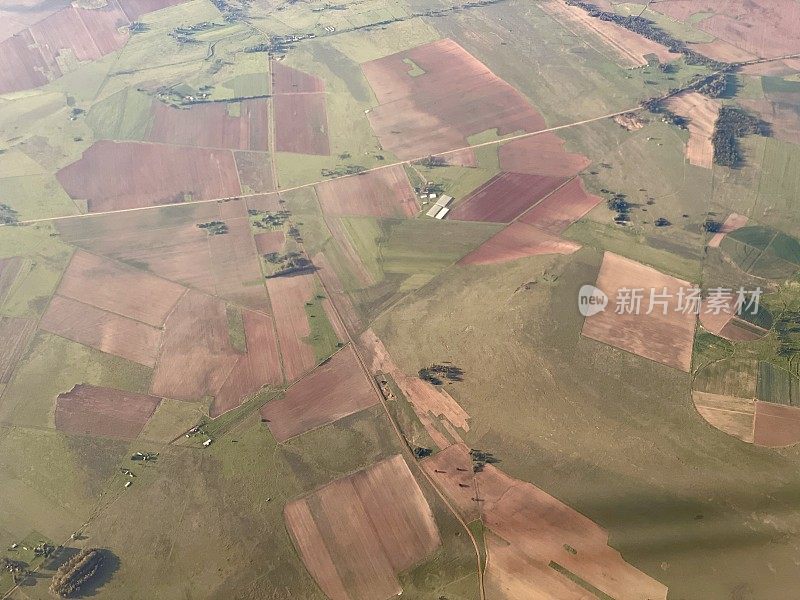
[458,222,580,266]
[0,256,23,304]
[265,272,318,381]
[652,0,800,59]
[260,345,376,441]
[0,317,36,383]
[741,99,800,145]
[56,141,242,212]
[540,0,680,67]
[424,444,668,600]
[361,38,545,160]
[149,100,269,151]
[40,295,162,367]
[254,231,285,255]
[212,309,282,417]
[692,391,755,444]
[55,384,161,440]
[284,454,440,600]
[664,92,720,169]
[581,252,696,372]
[57,250,185,327]
[315,165,418,218]
[234,151,275,193]
[498,133,590,178]
[150,290,239,401]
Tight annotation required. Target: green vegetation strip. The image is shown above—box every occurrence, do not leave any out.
[303,291,341,363]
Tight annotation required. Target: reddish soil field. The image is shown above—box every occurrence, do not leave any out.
[149,100,268,151]
[653,0,800,59]
[0,317,36,383]
[498,133,590,177]
[315,165,418,218]
[708,213,748,248]
[118,0,187,20]
[284,454,440,600]
[273,92,330,155]
[254,231,285,255]
[0,1,130,93]
[753,401,800,447]
[459,222,580,266]
[55,384,161,440]
[265,272,317,381]
[719,319,767,342]
[360,329,469,444]
[448,172,567,223]
[581,252,696,371]
[272,61,325,94]
[58,250,185,327]
[260,346,376,441]
[0,31,53,93]
[519,177,602,233]
[424,444,668,600]
[212,309,283,417]
[151,290,239,401]
[0,257,23,304]
[235,151,275,193]
[56,141,241,212]
[41,295,162,367]
[0,0,69,42]
[664,92,720,169]
[362,39,546,160]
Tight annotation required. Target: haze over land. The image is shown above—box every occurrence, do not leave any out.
[2,0,800,598]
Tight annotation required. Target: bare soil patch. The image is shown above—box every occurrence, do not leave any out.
[284,454,440,600]
[56,141,241,212]
[692,391,755,443]
[581,252,696,371]
[265,272,317,381]
[519,177,603,234]
[261,345,376,441]
[664,92,720,169]
[459,222,580,266]
[315,165,418,218]
[753,401,800,447]
[449,172,567,223]
[41,295,162,367]
[55,384,161,440]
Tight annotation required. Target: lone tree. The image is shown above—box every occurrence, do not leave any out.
[50,548,105,597]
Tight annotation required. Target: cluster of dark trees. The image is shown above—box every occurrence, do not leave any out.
[0,203,18,225]
[321,165,366,177]
[249,209,289,229]
[210,0,250,22]
[640,99,689,127]
[169,22,218,44]
[264,252,313,278]
[416,155,448,168]
[470,448,499,473]
[128,21,148,33]
[419,364,464,385]
[197,221,228,235]
[703,219,723,233]
[412,446,433,459]
[607,192,632,224]
[245,34,314,54]
[49,548,104,598]
[565,0,726,69]
[692,72,730,98]
[712,106,766,167]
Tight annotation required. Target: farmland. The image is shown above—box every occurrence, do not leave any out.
[2,0,800,597]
